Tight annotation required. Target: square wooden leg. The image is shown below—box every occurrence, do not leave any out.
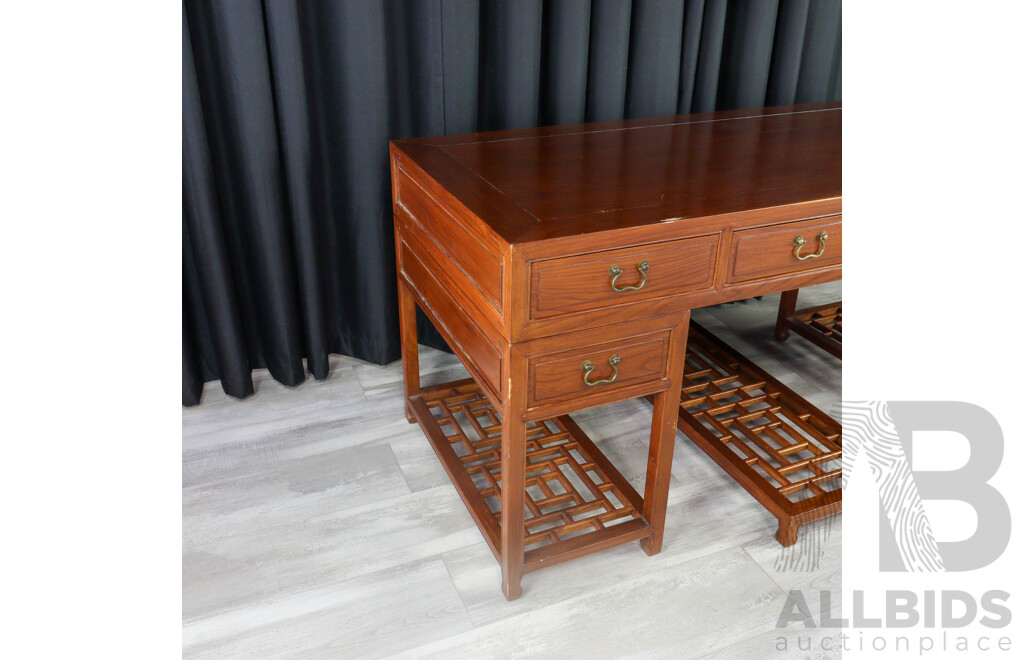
[641,313,689,556]
[499,417,526,600]
[500,348,528,600]
[775,289,799,341]
[397,279,420,423]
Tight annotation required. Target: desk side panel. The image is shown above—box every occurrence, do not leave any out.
[397,235,504,408]
[394,164,503,310]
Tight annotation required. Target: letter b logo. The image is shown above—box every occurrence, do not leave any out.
[842,401,1010,571]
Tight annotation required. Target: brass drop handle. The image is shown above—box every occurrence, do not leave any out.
[609,260,649,291]
[581,354,620,386]
[793,231,828,260]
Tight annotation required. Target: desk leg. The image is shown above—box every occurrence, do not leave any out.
[397,278,420,423]
[775,289,799,341]
[641,313,689,556]
[500,348,528,600]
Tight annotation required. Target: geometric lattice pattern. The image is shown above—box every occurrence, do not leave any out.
[794,303,842,346]
[421,382,642,552]
[784,301,842,358]
[680,322,842,507]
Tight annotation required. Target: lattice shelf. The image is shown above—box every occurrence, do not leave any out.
[408,379,653,572]
[677,322,842,545]
[779,299,842,359]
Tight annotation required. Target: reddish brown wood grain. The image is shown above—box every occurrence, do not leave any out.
[393,103,841,244]
[529,234,719,320]
[394,165,504,308]
[528,331,669,405]
[398,238,504,408]
[390,103,842,599]
[728,215,842,284]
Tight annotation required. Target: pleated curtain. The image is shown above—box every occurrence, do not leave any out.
[183,0,842,405]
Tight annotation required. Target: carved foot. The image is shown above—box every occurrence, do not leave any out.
[501,577,523,601]
[640,536,662,557]
[775,517,800,547]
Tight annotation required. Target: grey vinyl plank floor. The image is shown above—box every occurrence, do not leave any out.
[183,282,842,659]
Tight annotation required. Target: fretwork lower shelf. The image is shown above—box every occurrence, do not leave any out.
[676,322,843,546]
[777,296,843,359]
[407,379,653,573]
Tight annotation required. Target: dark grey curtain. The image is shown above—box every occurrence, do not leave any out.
[183,0,842,406]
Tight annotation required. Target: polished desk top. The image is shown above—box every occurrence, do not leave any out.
[392,103,841,244]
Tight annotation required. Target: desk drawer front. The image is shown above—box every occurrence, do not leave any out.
[727,216,842,284]
[529,235,719,320]
[528,331,669,406]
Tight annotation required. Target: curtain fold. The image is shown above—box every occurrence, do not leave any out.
[183,0,843,405]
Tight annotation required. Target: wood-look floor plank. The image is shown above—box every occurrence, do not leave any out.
[183,485,482,622]
[704,605,843,659]
[388,432,455,493]
[183,558,473,659]
[184,443,411,547]
[183,357,367,444]
[183,411,419,488]
[741,517,843,613]
[396,546,787,659]
[352,346,464,398]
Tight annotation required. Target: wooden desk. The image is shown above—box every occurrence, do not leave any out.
[390,103,841,600]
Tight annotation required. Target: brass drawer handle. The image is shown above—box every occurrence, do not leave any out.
[793,231,828,260]
[608,260,649,291]
[581,354,620,386]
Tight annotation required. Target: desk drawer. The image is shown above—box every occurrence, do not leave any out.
[529,235,719,320]
[527,330,670,407]
[727,216,841,284]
